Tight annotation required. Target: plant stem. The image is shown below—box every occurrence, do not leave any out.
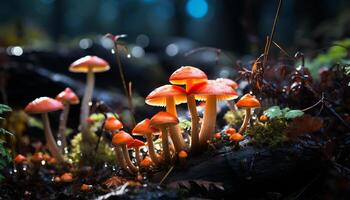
[80,67,94,142]
[199,96,217,147]
[122,145,138,173]
[42,113,64,163]
[166,96,184,152]
[58,103,70,153]
[238,108,251,134]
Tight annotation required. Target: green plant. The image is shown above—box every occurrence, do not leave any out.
[223,109,245,127]
[0,104,13,181]
[263,106,304,119]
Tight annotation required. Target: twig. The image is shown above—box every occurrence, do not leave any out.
[159,165,175,185]
[301,93,325,112]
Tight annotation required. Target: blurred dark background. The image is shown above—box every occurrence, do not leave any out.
[1,0,350,124]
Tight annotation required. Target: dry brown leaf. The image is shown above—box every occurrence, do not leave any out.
[285,114,323,140]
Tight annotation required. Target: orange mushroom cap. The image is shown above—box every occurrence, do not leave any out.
[236,94,261,108]
[25,97,64,113]
[150,111,179,128]
[178,150,188,159]
[127,139,145,148]
[14,154,27,164]
[56,87,80,104]
[145,85,187,106]
[230,133,244,142]
[104,116,123,131]
[216,78,238,89]
[31,152,44,163]
[140,157,153,168]
[225,128,237,135]
[188,80,238,101]
[60,172,73,182]
[112,131,134,146]
[132,119,157,136]
[169,66,208,85]
[69,55,110,73]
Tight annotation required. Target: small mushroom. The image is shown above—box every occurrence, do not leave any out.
[229,133,244,150]
[127,139,145,166]
[60,172,73,183]
[169,66,208,152]
[225,128,237,135]
[81,184,93,191]
[150,111,179,164]
[236,94,261,134]
[112,131,138,174]
[140,156,153,168]
[69,56,110,142]
[14,154,27,164]
[188,80,238,148]
[178,150,188,165]
[56,87,79,152]
[146,85,186,152]
[25,97,65,163]
[132,119,160,165]
[31,152,44,163]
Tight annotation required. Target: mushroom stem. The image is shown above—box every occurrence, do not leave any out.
[238,108,251,134]
[145,133,160,165]
[58,103,70,153]
[166,97,184,152]
[160,127,171,163]
[122,145,138,173]
[115,146,133,174]
[185,80,200,153]
[41,113,64,163]
[135,147,142,166]
[199,95,217,147]
[80,67,94,142]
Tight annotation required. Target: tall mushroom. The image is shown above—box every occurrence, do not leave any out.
[69,55,110,142]
[145,85,186,152]
[150,111,179,164]
[188,80,238,148]
[236,94,261,134]
[132,119,160,165]
[25,97,65,163]
[112,131,138,174]
[169,66,208,152]
[127,139,145,165]
[55,87,79,153]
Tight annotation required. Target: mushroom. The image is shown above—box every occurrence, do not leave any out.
[14,154,27,164]
[112,131,138,174]
[145,85,186,152]
[150,111,179,164]
[178,150,188,166]
[104,116,123,132]
[25,97,65,163]
[140,156,153,169]
[127,139,145,166]
[169,66,208,152]
[132,119,160,165]
[188,80,238,148]
[236,94,261,134]
[60,172,73,183]
[229,132,244,150]
[69,56,110,142]
[31,152,44,163]
[216,78,238,89]
[55,87,80,153]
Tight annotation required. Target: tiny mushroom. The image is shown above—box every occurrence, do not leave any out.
[225,128,237,135]
[140,156,153,168]
[169,66,208,152]
[60,172,73,183]
[31,152,44,163]
[236,94,261,134]
[178,150,188,164]
[112,131,138,174]
[150,111,179,164]
[56,87,79,152]
[230,132,244,150]
[69,55,110,142]
[188,80,238,148]
[127,139,145,166]
[14,154,27,164]
[145,85,186,152]
[104,116,123,132]
[25,97,65,163]
[132,119,160,165]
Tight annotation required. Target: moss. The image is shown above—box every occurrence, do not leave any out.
[223,110,245,127]
[246,118,289,148]
[68,132,116,166]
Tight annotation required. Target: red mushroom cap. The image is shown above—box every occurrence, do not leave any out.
[216,78,238,89]
[56,87,80,105]
[69,55,110,73]
[14,154,27,164]
[25,97,64,113]
[127,139,145,148]
[150,111,179,128]
[104,116,123,131]
[145,85,187,106]
[132,119,157,136]
[230,133,244,142]
[188,80,238,101]
[169,66,208,85]
[112,131,134,145]
[236,94,261,108]
[178,150,188,159]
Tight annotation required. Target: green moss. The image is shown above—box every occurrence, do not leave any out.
[247,118,289,148]
[223,110,245,127]
[68,132,116,166]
